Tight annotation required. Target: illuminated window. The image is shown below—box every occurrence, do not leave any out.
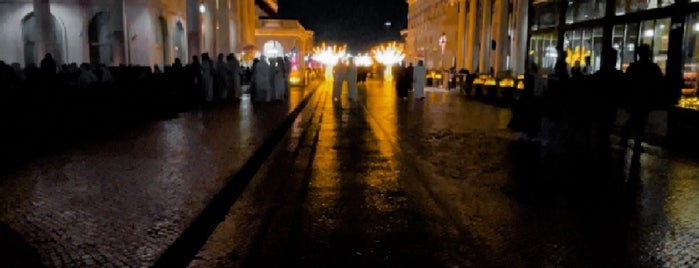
[566,0,606,24]
[615,0,674,15]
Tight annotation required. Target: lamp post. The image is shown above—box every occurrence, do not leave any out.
[372,42,405,82]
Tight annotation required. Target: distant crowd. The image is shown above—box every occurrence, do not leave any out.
[0,52,300,170]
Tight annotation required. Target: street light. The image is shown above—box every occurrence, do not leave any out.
[372,42,405,82]
[312,43,346,81]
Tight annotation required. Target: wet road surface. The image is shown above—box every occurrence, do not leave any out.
[0,78,697,267]
[192,80,698,267]
[0,84,318,267]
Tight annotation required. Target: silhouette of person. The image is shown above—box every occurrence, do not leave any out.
[40,53,57,75]
[620,44,663,153]
[592,47,625,152]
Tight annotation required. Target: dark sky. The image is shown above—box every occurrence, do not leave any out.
[277,0,408,52]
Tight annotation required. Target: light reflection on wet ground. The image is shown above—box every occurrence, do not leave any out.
[195,79,698,267]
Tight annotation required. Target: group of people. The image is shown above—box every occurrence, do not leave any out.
[249,55,292,103]
[513,43,670,154]
[394,60,427,100]
[187,52,245,105]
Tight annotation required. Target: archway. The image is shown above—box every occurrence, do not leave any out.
[263,40,284,59]
[156,16,169,66]
[88,12,113,65]
[21,12,66,66]
[174,21,186,62]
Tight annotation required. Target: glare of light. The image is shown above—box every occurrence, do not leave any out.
[385,21,392,27]
[289,75,301,84]
[355,53,373,67]
[199,3,206,13]
[372,42,405,82]
[694,22,699,32]
[644,29,654,37]
[312,43,347,81]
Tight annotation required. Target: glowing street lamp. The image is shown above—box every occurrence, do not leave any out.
[372,42,405,82]
[355,53,373,67]
[312,43,346,81]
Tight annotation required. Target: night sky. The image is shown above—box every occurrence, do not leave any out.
[277,0,408,52]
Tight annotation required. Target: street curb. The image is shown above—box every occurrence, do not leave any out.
[153,82,322,268]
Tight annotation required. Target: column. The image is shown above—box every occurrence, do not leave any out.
[465,0,478,71]
[492,0,509,74]
[478,0,492,73]
[111,0,127,65]
[242,0,256,47]
[512,0,528,74]
[33,0,54,62]
[186,0,201,61]
[456,0,467,69]
[216,0,231,55]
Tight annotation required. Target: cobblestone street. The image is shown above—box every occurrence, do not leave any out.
[0,83,318,267]
[1,79,698,267]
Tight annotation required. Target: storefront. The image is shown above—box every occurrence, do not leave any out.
[528,0,699,108]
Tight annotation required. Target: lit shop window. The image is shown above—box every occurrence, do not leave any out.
[615,0,674,15]
[563,27,604,73]
[566,0,606,24]
[682,13,699,100]
[529,33,558,74]
[611,18,670,72]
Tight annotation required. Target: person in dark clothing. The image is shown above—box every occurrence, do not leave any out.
[620,43,664,153]
[592,47,625,152]
[40,53,57,75]
[395,64,410,99]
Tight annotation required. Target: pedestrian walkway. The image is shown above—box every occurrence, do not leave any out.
[191,79,698,267]
[0,82,319,267]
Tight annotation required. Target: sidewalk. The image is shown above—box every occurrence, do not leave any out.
[0,82,319,267]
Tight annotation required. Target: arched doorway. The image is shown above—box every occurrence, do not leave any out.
[21,12,66,66]
[88,12,113,65]
[174,21,186,62]
[263,40,284,59]
[155,16,169,66]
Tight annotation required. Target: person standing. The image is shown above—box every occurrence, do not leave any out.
[227,53,242,100]
[215,53,229,102]
[346,58,358,101]
[591,47,625,152]
[253,56,272,102]
[332,62,347,101]
[413,60,426,100]
[201,53,215,103]
[396,64,410,99]
[620,44,664,153]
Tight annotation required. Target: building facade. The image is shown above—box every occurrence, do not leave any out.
[405,0,529,75]
[0,0,260,67]
[255,19,314,80]
[528,0,699,107]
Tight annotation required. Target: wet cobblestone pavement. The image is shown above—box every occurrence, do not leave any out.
[0,84,318,267]
[192,80,698,267]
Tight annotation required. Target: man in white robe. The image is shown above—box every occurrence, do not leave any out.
[227,54,242,99]
[332,62,347,101]
[346,58,358,100]
[413,60,427,100]
[254,56,272,102]
[201,53,215,103]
